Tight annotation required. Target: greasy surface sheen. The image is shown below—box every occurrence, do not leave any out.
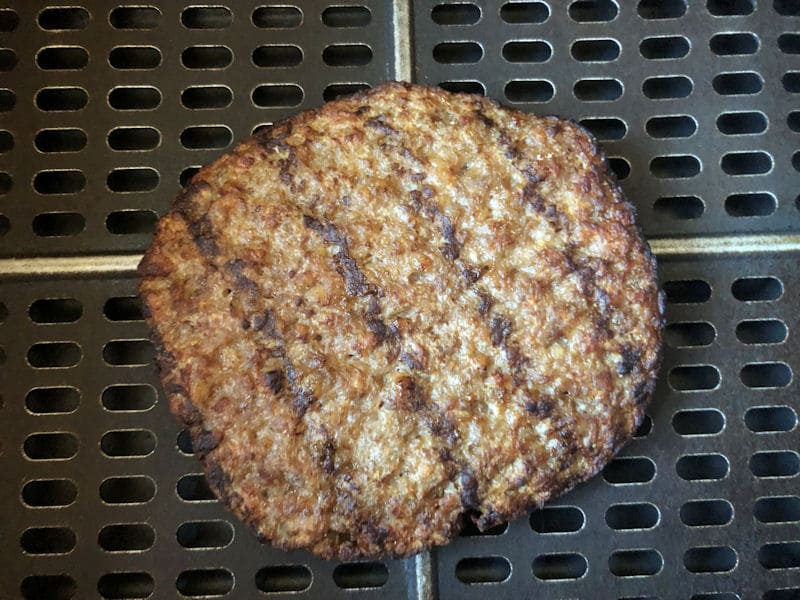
[139,82,664,559]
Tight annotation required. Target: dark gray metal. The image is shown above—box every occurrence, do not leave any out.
[1,1,799,599]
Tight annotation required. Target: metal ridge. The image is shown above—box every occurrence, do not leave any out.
[392,0,413,83]
[1,234,798,278]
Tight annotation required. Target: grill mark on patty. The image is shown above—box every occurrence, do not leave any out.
[173,180,220,257]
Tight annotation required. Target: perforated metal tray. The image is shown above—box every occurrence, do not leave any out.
[1,1,798,599]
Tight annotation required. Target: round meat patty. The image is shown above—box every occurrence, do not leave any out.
[139,82,664,559]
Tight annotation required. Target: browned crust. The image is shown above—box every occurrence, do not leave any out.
[139,81,664,559]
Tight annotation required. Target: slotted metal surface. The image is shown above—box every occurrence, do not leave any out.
[1,1,799,599]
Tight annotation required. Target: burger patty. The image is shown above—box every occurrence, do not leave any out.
[139,82,664,559]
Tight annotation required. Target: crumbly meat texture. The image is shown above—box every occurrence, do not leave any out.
[139,82,664,560]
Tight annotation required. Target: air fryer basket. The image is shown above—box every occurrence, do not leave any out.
[1,2,798,598]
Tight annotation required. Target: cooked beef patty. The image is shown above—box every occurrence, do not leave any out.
[139,82,664,559]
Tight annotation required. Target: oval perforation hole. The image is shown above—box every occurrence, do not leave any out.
[107,168,159,192]
[609,549,663,577]
[323,83,370,101]
[109,86,161,111]
[26,386,80,414]
[0,172,11,195]
[673,409,724,435]
[640,35,690,59]
[253,5,302,28]
[37,46,88,70]
[500,1,548,23]
[177,430,194,454]
[21,527,76,555]
[646,115,696,138]
[107,210,158,235]
[98,572,154,599]
[606,503,659,530]
[34,211,83,234]
[569,0,617,22]
[181,45,232,69]
[38,7,89,30]
[24,432,79,460]
[29,298,82,323]
[460,520,508,537]
[175,570,233,597]
[505,80,554,103]
[0,213,9,234]
[574,78,623,101]
[101,429,156,457]
[751,450,799,477]
[726,192,776,217]
[711,32,759,55]
[108,127,160,151]
[104,297,144,321]
[746,406,797,433]
[332,562,389,589]
[713,72,763,95]
[530,506,584,533]
[663,279,711,304]
[99,523,155,551]
[100,475,156,504]
[755,496,800,523]
[759,543,800,570]
[680,499,733,526]
[718,111,768,135]
[22,478,77,507]
[177,520,234,549]
[643,76,692,99]
[684,546,737,573]
[572,38,620,63]
[650,155,701,179]
[182,6,232,29]
[21,575,76,600]
[503,41,551,63]
[668,365,720,392]
[321,6,370,27]
[737,319,788,345]
[788,111,800,132]
[102,384,157,412]
[665,321,715,347]
[676,453,729,481]
[323,44,373,66]
[780,30,800,49]
[433,42,483,64]
[638,0,687,18]
[27,342,81,368]
[764,590,800,600]
[180,125,232,150]
[440,80,486,94]
[110,6,160,29]
[182,85,233,110]
[0,47,16,71]
[740,362,792,388]
[579,118,626,141]
[109,46,161,70]
[103,340,154,366]
[608,157,630,180]
[0,88,13,111]
[532,553,587,580]
[432,3,481,25]
[732,276,783,301]
[722,151,772,175]
[178,473,216,501]
[602,456,656,484]
[0,8,18,31]
[634,414,653,438]
[34,170,86,194]
[37,87,87,111]
[253,45,302,68]
[253,84,304,107]
[456,556,512,584]
[255,565,312,593]
[35,128,86,153]
[708,0,754,14]
[655,196,704,219]
[776,0,800,15]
